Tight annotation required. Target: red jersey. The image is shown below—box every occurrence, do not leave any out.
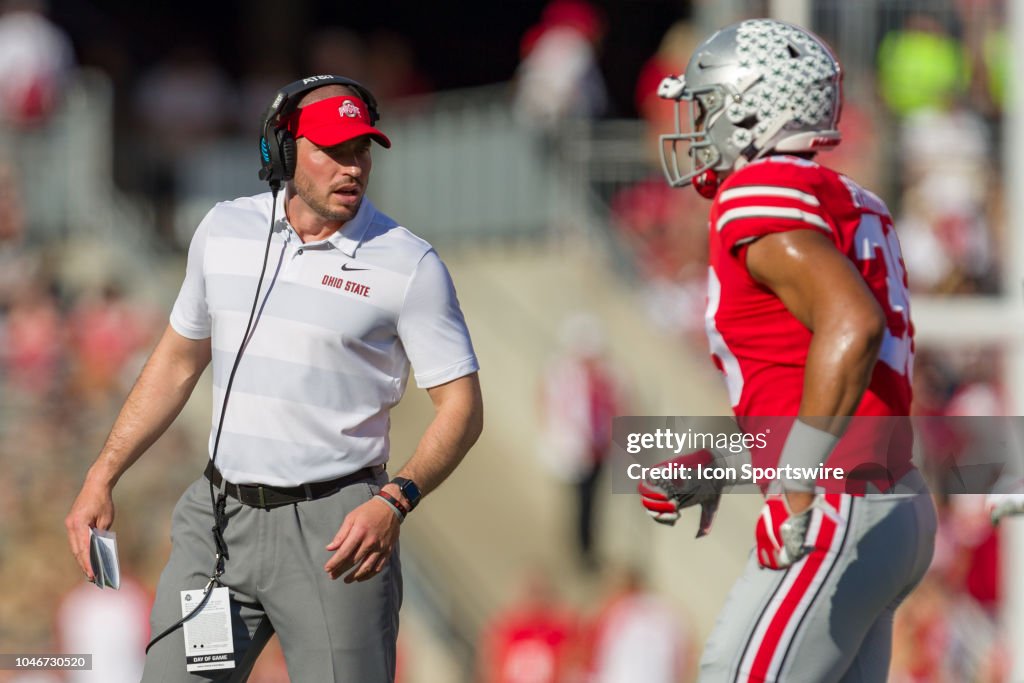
[706,155,914,485]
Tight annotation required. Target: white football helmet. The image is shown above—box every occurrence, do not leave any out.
[658,19,843,197]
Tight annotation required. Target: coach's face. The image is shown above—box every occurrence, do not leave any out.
[293,134,372,224]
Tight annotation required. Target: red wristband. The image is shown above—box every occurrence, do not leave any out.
[376,490,408,519]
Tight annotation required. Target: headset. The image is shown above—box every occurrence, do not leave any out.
[146,76,383,676]
[258,74,381,190]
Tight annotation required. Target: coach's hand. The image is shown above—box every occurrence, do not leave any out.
[65,476,116,582]
[325,491,402,583]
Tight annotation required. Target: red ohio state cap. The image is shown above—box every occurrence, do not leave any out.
[287,96,391,148]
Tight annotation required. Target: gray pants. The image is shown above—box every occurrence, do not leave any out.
[699,471,936,683]
[141,472,401,683]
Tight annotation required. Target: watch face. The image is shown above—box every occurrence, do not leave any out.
[395,477,421,509]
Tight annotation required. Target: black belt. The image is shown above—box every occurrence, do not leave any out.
[204,461,383,510]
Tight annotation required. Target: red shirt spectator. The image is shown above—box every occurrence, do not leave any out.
[478,574,580,683]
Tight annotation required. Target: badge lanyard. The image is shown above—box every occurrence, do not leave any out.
[145,186,282,660]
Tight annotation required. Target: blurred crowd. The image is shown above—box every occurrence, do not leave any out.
[0,7,179,679]
[877,8,1006,297]
[119,26,432,242]
[0,0,434,246]
[477,566,695,683]
[0,156,168,683]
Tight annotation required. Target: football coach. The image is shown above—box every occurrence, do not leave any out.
[65,75,483,682]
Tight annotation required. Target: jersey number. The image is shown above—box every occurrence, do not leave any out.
[847,182,913,378]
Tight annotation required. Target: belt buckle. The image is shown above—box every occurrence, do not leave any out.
[257,485,267,509]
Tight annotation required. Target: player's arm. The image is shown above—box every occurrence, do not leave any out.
[324,372,483,582]
[746,229,885,512]
[65,324,212,579]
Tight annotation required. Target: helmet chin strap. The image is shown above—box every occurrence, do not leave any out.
[692,169,720,198]
[721,110,807,182]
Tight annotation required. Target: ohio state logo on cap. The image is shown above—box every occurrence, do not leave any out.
[339,100,361,118]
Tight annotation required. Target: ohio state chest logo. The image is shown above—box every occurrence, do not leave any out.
[321,273,370,298]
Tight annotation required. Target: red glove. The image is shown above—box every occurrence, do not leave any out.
[755,494,846,570]
[637,449,723,537]
[755,494,811,569]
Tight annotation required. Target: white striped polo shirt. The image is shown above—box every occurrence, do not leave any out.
[170,191,479,486]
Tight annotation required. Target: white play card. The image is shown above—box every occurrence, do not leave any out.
[88,528,120,589]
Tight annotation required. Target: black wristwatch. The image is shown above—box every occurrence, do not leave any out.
[391,477,422,512]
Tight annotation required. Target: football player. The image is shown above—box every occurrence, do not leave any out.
[638,19,938,681]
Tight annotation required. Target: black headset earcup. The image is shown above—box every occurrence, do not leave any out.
[279,130,297,181]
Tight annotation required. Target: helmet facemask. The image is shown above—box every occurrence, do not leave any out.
[659,77,730,195]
